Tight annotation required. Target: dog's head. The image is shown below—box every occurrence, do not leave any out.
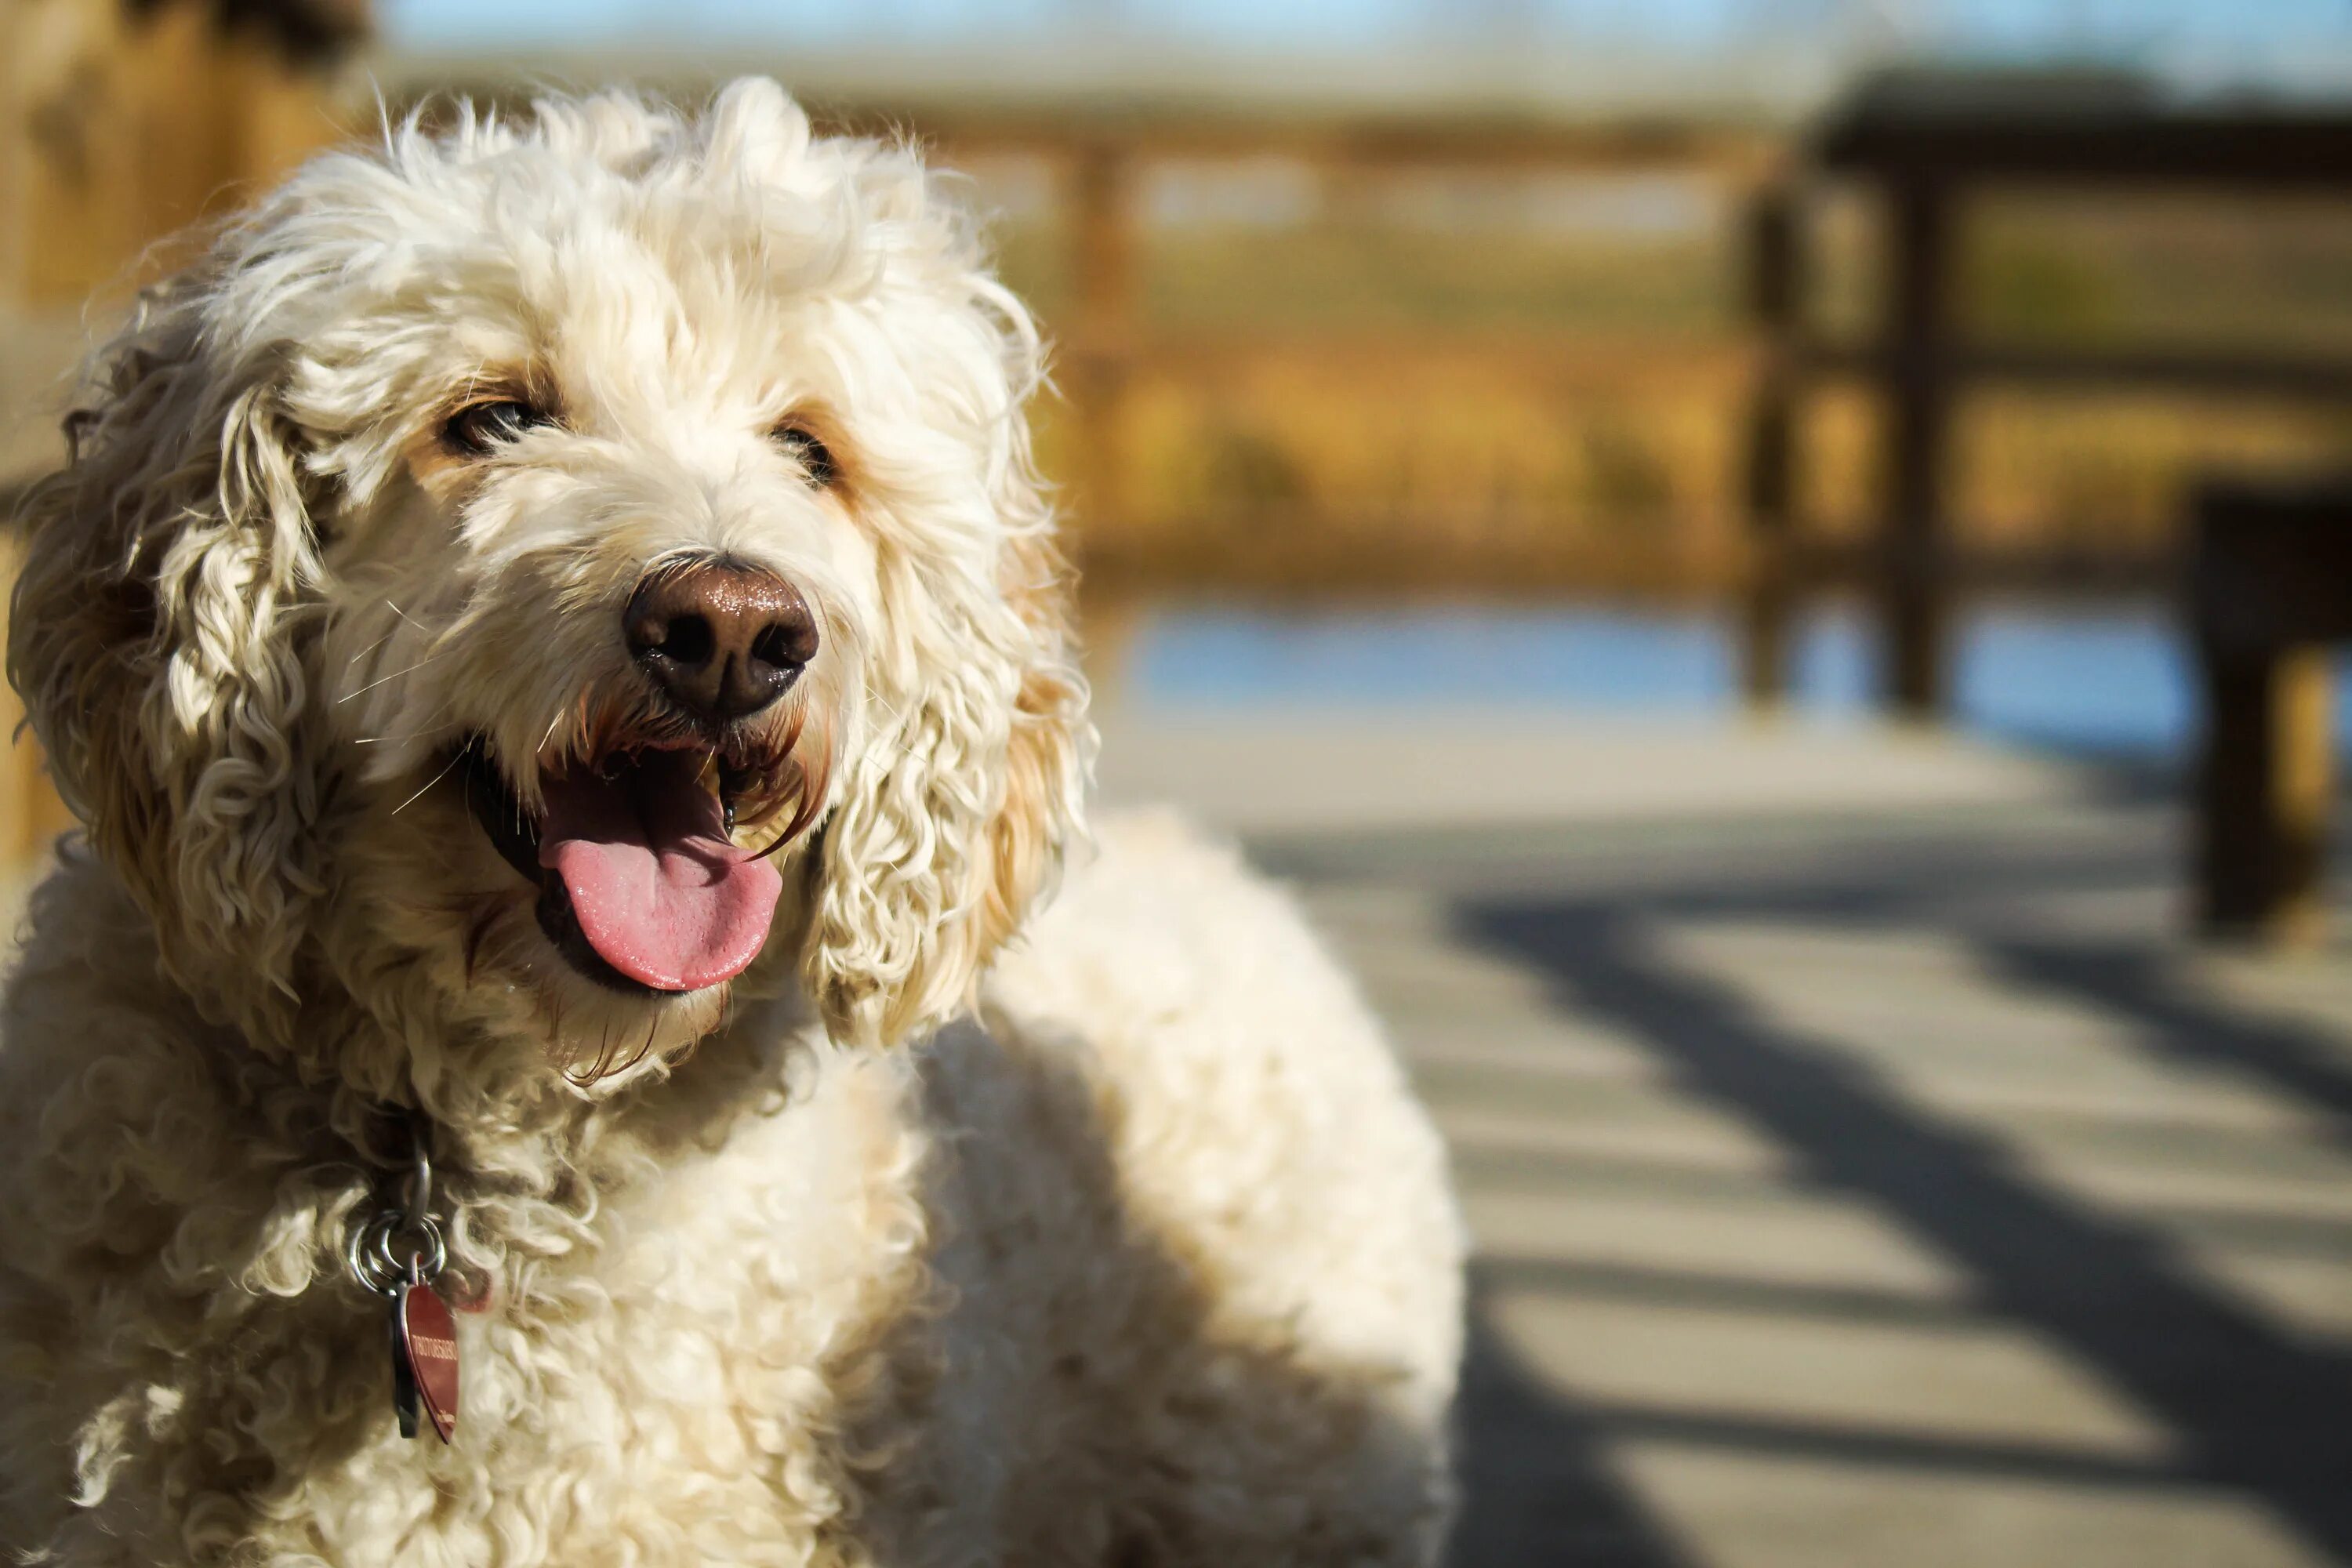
[10,82,1088,1076]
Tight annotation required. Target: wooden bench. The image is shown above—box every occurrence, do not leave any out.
[2189,477,2352,940]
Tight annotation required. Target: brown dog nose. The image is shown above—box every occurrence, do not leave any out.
[624,559,818,724]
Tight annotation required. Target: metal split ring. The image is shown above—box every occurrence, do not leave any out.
[347,1207,448,1298]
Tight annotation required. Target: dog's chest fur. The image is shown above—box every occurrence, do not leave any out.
[0,868,1011,1566]
[426,1049,958,1563]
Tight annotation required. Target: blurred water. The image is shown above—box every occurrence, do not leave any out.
[1123,597,2304,759]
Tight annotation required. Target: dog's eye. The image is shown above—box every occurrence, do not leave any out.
[444,398,556,456]
[771,424,839,489]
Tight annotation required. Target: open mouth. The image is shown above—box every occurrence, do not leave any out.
[459,733,808,995]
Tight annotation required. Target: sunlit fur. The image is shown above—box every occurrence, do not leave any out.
[0,82,1464,1566]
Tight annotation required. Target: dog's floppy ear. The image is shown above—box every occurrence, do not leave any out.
[800,309,1091,1048]
[10,269,326,1041]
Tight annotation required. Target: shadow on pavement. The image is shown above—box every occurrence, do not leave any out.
[1449,1281,1697,1568]
[1452,897,2352,1566]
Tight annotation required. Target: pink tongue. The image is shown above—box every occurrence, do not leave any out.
[539,752,782,992]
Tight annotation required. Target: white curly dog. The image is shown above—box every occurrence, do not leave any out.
[0,81,1462,1566]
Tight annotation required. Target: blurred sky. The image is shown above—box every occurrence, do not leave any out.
[383,0,2350,63]
[379,0,2352,107]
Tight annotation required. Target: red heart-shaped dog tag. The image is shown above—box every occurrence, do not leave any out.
[397,1282,461,1444]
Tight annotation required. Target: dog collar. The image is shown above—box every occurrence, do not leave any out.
[345,1116,462,1444]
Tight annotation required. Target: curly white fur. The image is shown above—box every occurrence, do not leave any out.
[0,82,1463,1566]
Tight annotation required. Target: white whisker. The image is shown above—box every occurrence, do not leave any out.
[354,722,452,748]
[387,746,466,817]
[339,648,451,704]
[344,625,401,672]
[853,684,916,735]
[354,697,461,750]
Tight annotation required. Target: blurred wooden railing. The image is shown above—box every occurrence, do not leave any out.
[918,114,1774,586]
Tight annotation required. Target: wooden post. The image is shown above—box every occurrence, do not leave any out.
[9,2,358,307]
[1880,180,1954,718]
[13,0,136,306]
[0,4,24,307]
[2187,479,2352,944]
[1740,179,1801,707]
[2197,645,2332,942]
[1067,140,1136,538]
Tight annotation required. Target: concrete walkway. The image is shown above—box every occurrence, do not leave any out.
[1103,707,2352,1568]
